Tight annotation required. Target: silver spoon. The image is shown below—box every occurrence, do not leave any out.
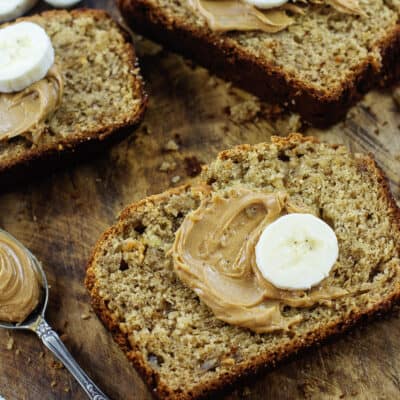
[0,229,109,400]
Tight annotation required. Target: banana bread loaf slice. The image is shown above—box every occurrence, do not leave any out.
[0,9,146,184]
[86,134,400,399]
[117,0,399,126]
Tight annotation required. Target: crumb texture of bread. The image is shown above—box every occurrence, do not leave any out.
[118,0,400,125]
[86,135,400,399]
[0,9,146,173]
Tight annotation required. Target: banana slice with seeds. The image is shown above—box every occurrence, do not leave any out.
[255,213,339,290]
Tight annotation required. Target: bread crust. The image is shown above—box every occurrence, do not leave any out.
[0,9,147,187]
[117,0,400,127]
[86,134,400,400]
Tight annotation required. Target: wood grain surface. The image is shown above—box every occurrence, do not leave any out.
[1,1,400,399]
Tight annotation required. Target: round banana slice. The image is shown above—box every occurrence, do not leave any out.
[43,0,81,7]
[0,0,38,23]
[0,22,54,93]
[255,213,339,290]
[243,0,288,10]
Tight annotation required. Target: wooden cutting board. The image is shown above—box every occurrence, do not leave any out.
[1,1,400,399]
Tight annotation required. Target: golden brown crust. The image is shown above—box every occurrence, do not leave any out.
[0,9,147,186]
[86,134,400,400]
[117,0,400,127]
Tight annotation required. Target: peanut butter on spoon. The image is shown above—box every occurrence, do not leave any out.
[0,230,41,323]
[0,228,110,399]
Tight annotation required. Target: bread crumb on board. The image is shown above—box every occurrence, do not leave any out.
[60,333,69,342]
[228,100,261,123]
[171,176,181,184]
[159,161,177,172]
[164,140,180,152]
[50,360,64,370]
[393,87,400,108]
[6,336,14,351]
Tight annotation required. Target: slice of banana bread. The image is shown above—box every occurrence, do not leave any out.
[117,0,400,126]
[86,134,400,400]
[0,9,146,184]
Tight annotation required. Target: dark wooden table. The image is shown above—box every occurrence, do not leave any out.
[1,1,400,399]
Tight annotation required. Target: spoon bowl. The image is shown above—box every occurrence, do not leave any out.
[0,228,109,400]
[0,230,48,331]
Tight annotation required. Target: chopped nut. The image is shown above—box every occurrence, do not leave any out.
[51,380,57,388]
[220,357,235,366]
[81,313,91,320]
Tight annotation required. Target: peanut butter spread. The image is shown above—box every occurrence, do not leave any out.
[0,231,41,323]
[0,65,63,143]
[189,0,364,33]
[172,187,346,333]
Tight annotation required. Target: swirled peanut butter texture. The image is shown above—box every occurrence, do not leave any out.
[172,188,346,333]
[0,231,41,323]
[0,65,63,143]
[189,0,364,33]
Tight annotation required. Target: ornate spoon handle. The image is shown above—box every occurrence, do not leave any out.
[36,318,110,400]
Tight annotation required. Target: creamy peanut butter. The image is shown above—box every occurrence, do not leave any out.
[189,0,364,33]
[189,0,294,32]
[172,187,346,333]
[0,231,41,323]
[0,65,63,143]
[325,0,364,15]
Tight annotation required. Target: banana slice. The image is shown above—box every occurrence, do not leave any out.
[0,0,38,23]
[0,22,54,93]
[43,0,81,7]
[243,0,288,10]
[255,213,339,290]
